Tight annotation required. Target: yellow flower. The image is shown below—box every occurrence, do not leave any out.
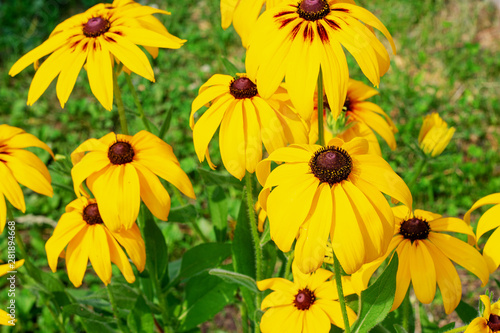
[190,73,308,180]
[257,262,357,333]
[45,197,145,287]
[246,0,396,120]
[353,206,489,315]
[0,125,53,232]
[9,0,185,111]
[0,260,24,326]
[464,193,500,273]
[418,112,455,157]
[257,137,412,274]
[465,295,500,333]
[71,131,195,232]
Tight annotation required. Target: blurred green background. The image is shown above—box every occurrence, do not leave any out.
[0,0,499,331]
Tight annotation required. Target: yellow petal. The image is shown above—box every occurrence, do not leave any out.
[409,241,436,304]
[104,32,154,81]
[315,299,357,328]
[133,162,171,221]
[429,233,489,286]
[71,151,110,196]
[464,193,500,224]
[45,211,87,272]
[303,304,332,332]
[220,0,238,29]
[110,222,146,273]
[243,99,262,173]
[219,101,247,179]
[476,204,500,240]
[257,277,296,293]
[0,193,5,233]
[0,163,25,212]
[87,226,112,285]
[3,154,52,197]
[482,228,500,273]
[424,240,461,314]
[261,290,294,310]
[253,97,288,153]
[267,174,319,252]
[65,227,91,287]
[116,26,185,49]
[260,305,303,333]
[56,39,89,108]
[391,240,412,311]
[5,132,54,157]
[430,217,475,238]
[86,39,114,111]
[295,183,332,273]
[463,318,488,333]
[331,184,365,274]
[105,227,136,283]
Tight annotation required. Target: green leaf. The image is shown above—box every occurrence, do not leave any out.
[220,56,242,76]
[140,206,168,281]
[109,283,140,310]
[262,242,277,279]
[127,295,154,333]
[394,324,409,333]
[179,243,232,279]
[158,106,173,140]
[232,199,256,279]
[62,304,114,322]
[208,186,228,242]
[351,253,399,333]
[80,319,116,333]
[437,323,456,333]
[209,268,257,292]
[198,168,244,189]
[456,300,478,324]
[168,204,198,223]
[178,271,238,331]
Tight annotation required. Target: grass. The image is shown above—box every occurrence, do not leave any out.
[0,0,499,331]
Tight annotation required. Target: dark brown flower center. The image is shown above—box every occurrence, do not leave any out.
[297,0,330,21]
[229,77,258,99]
[310,146,352,185]
[82,203,104,225]
[83,16,110,37]
[293,288,315,310]
[489,314,500,331]
[108,141,135,165]
[400,217,430,241]
[342,97,351,113]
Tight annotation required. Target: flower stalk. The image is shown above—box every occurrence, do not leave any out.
[333,252,351,333]
[317,70,325,146]
[125,74,151,132]
[113,70,129,135]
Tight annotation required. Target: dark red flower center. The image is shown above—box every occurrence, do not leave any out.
[108,141,135,165]
[489,314,500,331]
[83,16,110,37]
[400,217,430,241]
[297,0,330,21]
[342,97,351,113]
[229,77,258,99]
[293,288,315,310]
[82,203,104,225]
[310,146,352,185]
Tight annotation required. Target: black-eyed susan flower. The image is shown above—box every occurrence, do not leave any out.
[246,0,396,120]
[418,112,455,157]
[0,125,53,232]
[71,131,195,232]
[465,295,500,333]
[257,262,356,333]
[45,197,145,287]
[0,260,24,326]
[257,137,412,274]
[190,73,308,180]
[9,0,185,111]
[464,193,500,273]
[353,206,489,315]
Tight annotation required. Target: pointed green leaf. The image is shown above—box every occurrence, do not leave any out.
[179,243,232,279]
[209,268,257,292]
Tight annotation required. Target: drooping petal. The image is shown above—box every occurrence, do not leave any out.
[259,305,303,333]
[430,217,475,238]
[71,151,110,196]
[424,240,461,314]
[476,204,500,240]
[2,153,52,197]
[0,163,25,212]
[133,162,171,221]
[65,227,91,288]
[104,227,136,283]
[482,228,500,273]
[45,211,87,272]
[429,233,489,286]
[409,240,436,304]
[392,240,412,311]
[110,223,146,272]
[242,99,262,173]
[253,97,288,154]
[267,174,319,252]
[86,39,114,111]
[219,101,247,179]
[87,226,112,285]
[294,183,333,273]
[56,39,89,108]
[464,193,500,224]
[303,304,332,333]
[315,299,357,328]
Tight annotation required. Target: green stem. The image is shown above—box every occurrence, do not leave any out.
[46,300,66,333]
[125,74,151,132]
[148,263,174,333]
[107,285,131,333]
[402,289,411,331]
[113,71,129,135]
[407,158,427,190]
[317,70,325,146]
[170,185,208,243]
[245,173,262,333]
[443,326,467,333]
[333,253,351,333]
